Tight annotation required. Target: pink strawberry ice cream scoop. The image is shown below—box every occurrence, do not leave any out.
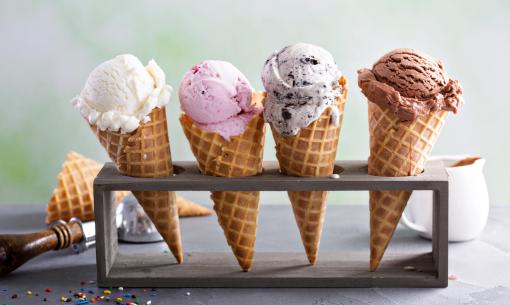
[179,60,262,140]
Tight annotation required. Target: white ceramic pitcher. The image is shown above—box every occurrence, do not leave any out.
[401,155,489,242]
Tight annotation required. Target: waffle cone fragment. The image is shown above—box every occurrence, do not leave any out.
[180,93,266,271]
[177,196,213,217]
[271,76,347,264]
[368,102,448,271]
[46,151,129,224]
[90,107,183,263]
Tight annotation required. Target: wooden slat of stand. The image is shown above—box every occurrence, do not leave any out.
[94,160,449,288]
[94,161,448,191]
[103,252,439,288]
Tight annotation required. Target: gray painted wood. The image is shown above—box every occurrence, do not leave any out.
[434,186,449,286]
[94,190,117,283]
[104,252,442,288]
[93,160,449,288]
[94,160,448,191]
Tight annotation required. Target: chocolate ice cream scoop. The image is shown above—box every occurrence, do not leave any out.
[358,48,463,121]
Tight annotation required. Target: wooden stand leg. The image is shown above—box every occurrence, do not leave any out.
[94,188,117,286]
[432,185,449,287]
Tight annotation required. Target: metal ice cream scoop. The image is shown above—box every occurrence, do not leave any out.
[0,196,162,276]
[116,195,163,243]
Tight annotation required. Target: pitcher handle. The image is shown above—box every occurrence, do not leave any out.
[400,210,428,234]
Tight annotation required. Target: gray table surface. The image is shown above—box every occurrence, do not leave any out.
[0,203,509,305]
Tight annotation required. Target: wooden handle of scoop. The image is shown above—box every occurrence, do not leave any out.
[0,221,83,276]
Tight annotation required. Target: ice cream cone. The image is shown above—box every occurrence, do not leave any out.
[368,102,448,271]
[176,196,213,217]
[180,93,266,271]
[90,106,183,263]
[270,77,347,264]
[46,151,129,224]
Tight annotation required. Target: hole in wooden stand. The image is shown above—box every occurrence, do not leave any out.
[173,165,185,175]
[333,165,344,175]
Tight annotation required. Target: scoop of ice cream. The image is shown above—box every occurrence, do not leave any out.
[262,43,343,136]
[357,48,463,121]
[72,54,172,133]
[178,60,262,140]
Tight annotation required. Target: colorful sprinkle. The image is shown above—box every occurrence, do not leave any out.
[118,286,124,291]
[103,290,112,295]
[11,294,18,299]
[26,290,33,296]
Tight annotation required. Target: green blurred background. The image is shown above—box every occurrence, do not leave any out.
[0,0,508,206]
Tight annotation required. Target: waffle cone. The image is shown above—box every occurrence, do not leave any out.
[46,151,129,224]
[176,196,213,217]
[179,92,265,271]
[90,106,183,263]
[271,76,347,264]
[367,102,448,271]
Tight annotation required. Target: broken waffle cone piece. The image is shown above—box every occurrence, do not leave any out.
[47,151,210,224]
[176,196,212,217]
[46,151,129,224]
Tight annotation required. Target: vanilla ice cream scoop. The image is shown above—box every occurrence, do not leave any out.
[72,54,172,133]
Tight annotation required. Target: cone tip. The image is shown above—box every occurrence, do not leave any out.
[176,256,183,264]
[307,255,317,265]
[239,260,253,272]
[370,258,380,272]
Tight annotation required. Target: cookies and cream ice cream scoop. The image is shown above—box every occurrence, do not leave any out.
[262,42,344,136]
[72,54,172,133]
